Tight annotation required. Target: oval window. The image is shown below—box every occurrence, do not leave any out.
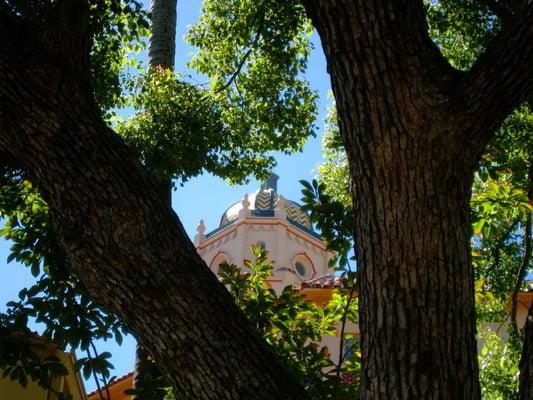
[295,261,308,278]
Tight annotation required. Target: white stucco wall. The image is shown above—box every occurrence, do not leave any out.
[196,212,334,293]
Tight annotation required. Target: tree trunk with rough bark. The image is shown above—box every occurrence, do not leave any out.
[0,2,308,399]
[303,1,533,398]
[520,303,533,400]
[148,0,177,70]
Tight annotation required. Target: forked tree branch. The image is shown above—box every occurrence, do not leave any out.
[0,4,309,399]
[458,3,533,148]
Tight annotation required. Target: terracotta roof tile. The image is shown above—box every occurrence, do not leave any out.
[300,275,342,289]
[86,371,134,398]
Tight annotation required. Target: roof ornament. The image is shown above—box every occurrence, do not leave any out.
[275,195,287,220]
[194,219,206,244]
[242,193,250,209]
[239,193,251,218]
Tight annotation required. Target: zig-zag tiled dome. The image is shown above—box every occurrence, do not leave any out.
[219,174,312,229]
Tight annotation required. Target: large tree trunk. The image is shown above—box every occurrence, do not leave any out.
[520,303,533,399]
[304,1,533,398]
[0,0,532,399]
[0,3,308,399]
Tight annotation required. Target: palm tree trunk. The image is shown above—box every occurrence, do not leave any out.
[148,0,177,70]
[134,1,178,398]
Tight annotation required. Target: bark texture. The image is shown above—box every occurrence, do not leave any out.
[303,1,533,398]
[148,0,177,69]
[520,303,533,400]
[0,3,308,399]
[1,0,532,399]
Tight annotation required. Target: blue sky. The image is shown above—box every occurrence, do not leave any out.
[0,0,333,393]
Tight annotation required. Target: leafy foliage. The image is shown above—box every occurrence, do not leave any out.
[218,246,359,399]
[3,0,149,115]
[0,324,71,399]
[117,68,273,184]
[471,175,532,297]
[114,0,319,185]
[314,98,351,208]
[478,328,520,399]
[186,0,317,180]
[300,179,354,271]
[426,0,501,70]
[89,0,149,113]
[0,180,126,394]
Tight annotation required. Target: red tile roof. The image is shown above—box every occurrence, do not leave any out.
[86,371,134,398]
[301,275,342,289]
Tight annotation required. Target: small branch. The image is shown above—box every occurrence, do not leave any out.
[217,11,265,93]
[86,349,106,400]
[511,160,533,332]
[334,277,356,393]
[91,340,112,400]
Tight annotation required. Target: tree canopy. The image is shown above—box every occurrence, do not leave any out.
[0,0,532,399]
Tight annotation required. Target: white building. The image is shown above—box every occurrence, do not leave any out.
[194,174,337,293]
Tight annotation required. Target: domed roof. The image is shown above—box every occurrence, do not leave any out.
[219,174,312,230]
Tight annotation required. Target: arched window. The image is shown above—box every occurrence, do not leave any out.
[210,251,230,274]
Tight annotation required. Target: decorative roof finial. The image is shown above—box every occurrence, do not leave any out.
[197,219,206,234]
[241,193,250,210]
[194,219,206,244]
[275,195,287,220]
[260,173,279,194]
[239,193,251,218]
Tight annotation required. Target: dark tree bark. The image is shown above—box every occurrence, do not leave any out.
[520,303,533,400]
[0,2,309,399]
[303,1,533,398]
[148,0,177,70]
[0,0,532,399]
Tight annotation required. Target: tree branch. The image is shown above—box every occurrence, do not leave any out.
[511,160,533,332]
[217,11,265,93]
[0,7,309,400]
[459,4,533,148]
